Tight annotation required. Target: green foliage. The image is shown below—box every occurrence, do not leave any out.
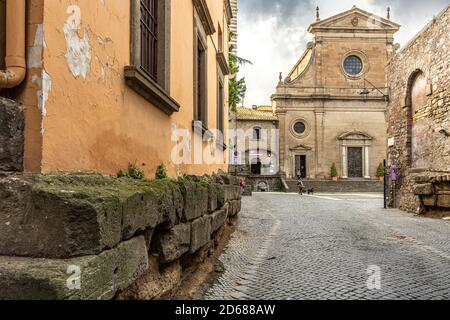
[376,162,385,177]
[155,164,169,180]
[117,163,146,180]
[228,33,252,112]
[330,163,338,178]
[229,76,247,112]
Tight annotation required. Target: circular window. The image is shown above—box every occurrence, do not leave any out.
[343,55,363,76]
[293,122,306,135]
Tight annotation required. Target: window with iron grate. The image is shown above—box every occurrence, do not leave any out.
[140,0,158,81]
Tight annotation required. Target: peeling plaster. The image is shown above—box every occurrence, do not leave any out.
[27,24,47,69]
[64,5,91,79]
[32,70,52,134]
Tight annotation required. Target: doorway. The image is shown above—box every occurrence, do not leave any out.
[251,158,262,175]
[295,155,307,178]
[347,147,363,178]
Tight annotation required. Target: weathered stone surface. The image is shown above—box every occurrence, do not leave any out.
[413,183,434,196]
[386,6,450,212]
[210,207,228,233]
[0,97,24,172]
[178,179,208,222]
[228,200,242,217]
[422,195,437,207]
[190,216,212,253]
[0,236,148,300]
[434,183,450,192]
[0,174,122,258]
[158,223,191,263]
[123,180,183,237]
[0,174,185,258]
[437,195,450,208]
[224,185,241,202]
[122,191,160,240]
[117,257,182,300]
[207,183,220,213]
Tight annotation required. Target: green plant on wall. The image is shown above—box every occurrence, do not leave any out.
[376,162,385,177]
[117,163,146,180]
[155,164,168,180]
[330,163,338,178]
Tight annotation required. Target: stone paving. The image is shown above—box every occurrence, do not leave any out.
[204,192,450,300]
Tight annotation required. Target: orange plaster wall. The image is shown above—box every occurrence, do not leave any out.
[22,0,231,178]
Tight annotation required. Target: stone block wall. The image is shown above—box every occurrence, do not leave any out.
[0,173,242,299]
[412,173,450,217]
[0,97,24,172]
[386,6,450,212]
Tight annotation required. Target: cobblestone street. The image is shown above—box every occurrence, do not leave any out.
[205,193,450,300]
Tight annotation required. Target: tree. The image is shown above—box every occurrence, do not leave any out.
[228,33,252,112]
[376,162,385,177]
[330,163,338,178]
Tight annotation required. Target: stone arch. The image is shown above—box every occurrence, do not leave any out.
[405,69,429,168]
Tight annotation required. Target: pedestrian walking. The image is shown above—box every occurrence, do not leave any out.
[239,178,246,195]
[297,178,304,195]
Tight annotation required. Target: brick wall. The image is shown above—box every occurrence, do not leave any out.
[386,6,450,213]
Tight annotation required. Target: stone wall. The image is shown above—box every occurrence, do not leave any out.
[0,173,242,299]
[285,179,384,193]
[386,6,450,213]
[0,97,24,171]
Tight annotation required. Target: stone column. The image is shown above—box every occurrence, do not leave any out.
[314,110,324,178]
[342,146,348,178]
[364,146,370,179]
[278,113,286,175]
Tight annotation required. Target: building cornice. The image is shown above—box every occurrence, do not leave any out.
[193,0,216,35]
[224,0,233,25]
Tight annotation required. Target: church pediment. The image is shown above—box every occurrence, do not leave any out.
[338,131,373,141]
[290,144,313,151]
[309,6,400,33]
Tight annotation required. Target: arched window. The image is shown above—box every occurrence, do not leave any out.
[406,70,429,168]
[253,127,261,140]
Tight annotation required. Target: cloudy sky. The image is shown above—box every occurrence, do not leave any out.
[237,0,449,106]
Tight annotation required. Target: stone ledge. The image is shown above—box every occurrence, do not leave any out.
[0,173,242,300]
[0,173,240,259]
[0,236,148,300]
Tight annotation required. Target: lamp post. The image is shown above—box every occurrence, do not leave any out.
[360,78,389,102]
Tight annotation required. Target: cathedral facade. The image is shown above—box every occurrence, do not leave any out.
[272,6,400,180]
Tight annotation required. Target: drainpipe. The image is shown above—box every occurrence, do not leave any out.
[0,0,26,88]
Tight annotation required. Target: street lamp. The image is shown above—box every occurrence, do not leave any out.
[360,78,389,102]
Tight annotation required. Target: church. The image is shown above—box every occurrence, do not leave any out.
[272,6,400,180]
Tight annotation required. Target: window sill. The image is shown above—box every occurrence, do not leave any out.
[124,65,180,115]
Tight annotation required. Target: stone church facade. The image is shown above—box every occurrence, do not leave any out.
[272,6,400,180]
[386,5,450,214]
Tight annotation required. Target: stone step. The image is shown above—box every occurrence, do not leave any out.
[285,179,384,193]
[0,236,148,300]
[0,173,242,259]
